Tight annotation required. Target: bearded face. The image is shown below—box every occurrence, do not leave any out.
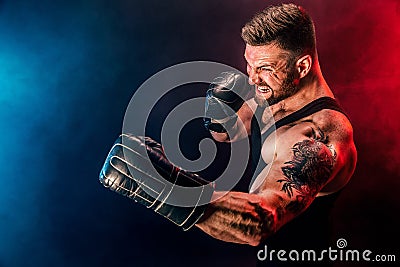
[254,66,298,107]
[245,44,300,108]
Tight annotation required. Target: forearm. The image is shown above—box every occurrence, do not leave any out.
[196,191,278,246]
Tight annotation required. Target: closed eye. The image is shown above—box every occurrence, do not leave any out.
[260,66,274,73]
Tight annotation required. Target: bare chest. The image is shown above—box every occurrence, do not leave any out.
[260,121,316,165]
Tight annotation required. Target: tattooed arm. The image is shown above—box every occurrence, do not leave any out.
[196,119,356,246]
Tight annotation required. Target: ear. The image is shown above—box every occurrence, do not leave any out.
[296,55,312,79]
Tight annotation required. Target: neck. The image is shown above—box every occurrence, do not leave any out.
[268,60,333,120]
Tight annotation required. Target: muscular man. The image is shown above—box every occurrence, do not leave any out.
[100,3,356,266]
[198,3,357,245]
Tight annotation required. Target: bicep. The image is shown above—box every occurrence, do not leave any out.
[196,137,338,244]
[197,127,345,245]
[255,135,338,221]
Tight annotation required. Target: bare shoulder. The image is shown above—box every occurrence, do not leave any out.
[273,109,353,148]
[311,109,357,193]
[268,109,357,195]
[311,109,354,143]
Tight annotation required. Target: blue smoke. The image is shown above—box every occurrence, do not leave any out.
[0,1,253,265]
[0,1,132,266]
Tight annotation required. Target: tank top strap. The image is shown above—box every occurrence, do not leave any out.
[250,97,348,190]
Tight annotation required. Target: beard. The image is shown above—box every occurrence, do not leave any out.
[255,69,298,107]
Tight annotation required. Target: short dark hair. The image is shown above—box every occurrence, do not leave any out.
[241,4,316,58]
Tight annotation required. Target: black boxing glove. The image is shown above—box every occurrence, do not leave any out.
[99,134,215,230]
[204,71,252,133]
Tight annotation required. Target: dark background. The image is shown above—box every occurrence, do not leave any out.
[0,0,399,266]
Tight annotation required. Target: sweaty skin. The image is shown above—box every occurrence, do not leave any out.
[196,43,357,246]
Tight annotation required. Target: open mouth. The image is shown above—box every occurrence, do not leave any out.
[256,85,271,93]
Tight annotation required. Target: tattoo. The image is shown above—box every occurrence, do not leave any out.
[275,206,285,222]
[277,138,336,212]
[311,127,329,144]
[218,206,275,237]
[286,195,309,213]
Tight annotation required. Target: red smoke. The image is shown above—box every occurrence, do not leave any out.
[307,0,400,249]
[320,0,400,175]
